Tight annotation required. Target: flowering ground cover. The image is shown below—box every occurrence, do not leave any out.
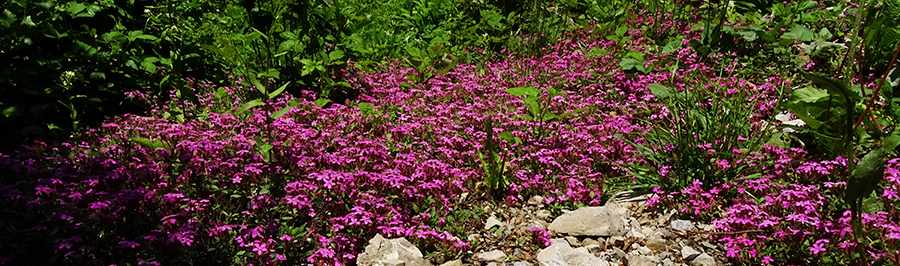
[1,0,900,265]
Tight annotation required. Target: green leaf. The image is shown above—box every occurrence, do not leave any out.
[269,102,296,120]
[130,137,167,150]
[648,83,673,99]
[497,132,520,144]
[506,86,540,97]
[523,98,540,118]
[236,100,265,115]
[268,82,290,99]
[0,9,17,27]
[782,24,815,42]
[846,146,887,204]
[128,30,157,41]
[662,39,681,54]
[315,98,330,107]
[791,86,830,103]
[885,130,900,151]
[66,2,86,17]
[619,58,643,71]
[802,73,860,102]
[358,102,375,115]
[328,50,344,61]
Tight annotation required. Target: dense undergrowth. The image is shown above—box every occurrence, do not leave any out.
[2,0,900,265]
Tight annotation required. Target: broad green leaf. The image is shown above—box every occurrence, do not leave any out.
[791,86,830,103]
[328,50,344,61]
[648,83,673,99]
[619,58,643,71]
[236,100,265,114]
[781,24,815,42]
[357,102,375,115]
[662,39,681,54]
[0,9,17,27]
[846,145,887,204]
[497,132,519,144]
[802,73,860,102]
[214,87,227,99]
[506,86,539,97]
[67,2,85,17]
[268,82,290,99]
[885,130,900,151]
[524,98,540,118]
[315,98,331,107]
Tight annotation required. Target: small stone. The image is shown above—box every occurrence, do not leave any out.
[486,216,504,230]
[702,224,716,232]
[681,246,701,261]
[581,238,600,247]
[637,245,653,255]
[611,247,627,260]
[468,234,481,242]
[699,241,717,250]
[607,236,625,246]
[671,220,695,232]
[629,227,646,239]
[512,248,524,259]
[536,209,551,220]
[458,193,469,205]
[625,254,659,266]
[661,258,675,266]
[439,260,463,266]
[476,250,507,262]
[566,236,581,247]
[513,262,533,266]
[585,244,603,256]
[528,195,545,206]
[646,233,667,253]
[691,253,716,266]
[487,262,498,266]
[658,228,675,239]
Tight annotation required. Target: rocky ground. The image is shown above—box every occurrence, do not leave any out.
[357,191,730,266]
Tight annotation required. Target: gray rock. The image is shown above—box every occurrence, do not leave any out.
[681,246,701,261]
[439,259,464,266]
[477,250,507,261]
[513,262,534,266]
[547,207,627,237]
[691,253,716,266]
[671,220,695,232]
[357,234,433,266]
[528,196,545,206]
[536,241,611,266]
[486,216,504,230]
